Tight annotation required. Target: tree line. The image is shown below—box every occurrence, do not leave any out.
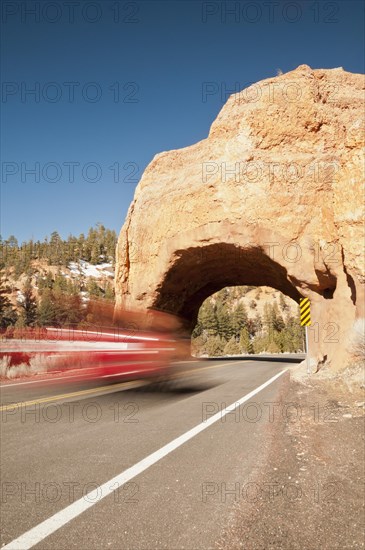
[0,223,117,277]
[191,287,304,355]
[1,226,304,356]
[0,272,115,331]
[0,223,117,331]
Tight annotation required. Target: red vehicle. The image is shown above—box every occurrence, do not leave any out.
[0,324,184,383]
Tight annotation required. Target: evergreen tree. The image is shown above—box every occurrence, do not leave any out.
[38,271,54,292]
[87,279,103,298]
[48,231,63,265]
[253,335,268,354]
[284,315,305,352]
[18,278,37,327]
[205,335,224,357]
[104,282,115,301]
[0,275,18,328]
[37,288,58,326]
[247,314,262,338]
[224,337,241,356]
[267,340,281,353]
[62,293,84,326]
[272,302,285,331]
[217,304,234,340]
[191,334,207,356]
[191,323,201,339]
[232,302,248,335]
[37,288,85,327]
[240,327,253,353]
[199,300,218,335]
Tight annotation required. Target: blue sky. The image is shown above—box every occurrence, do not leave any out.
[1,0,364,243]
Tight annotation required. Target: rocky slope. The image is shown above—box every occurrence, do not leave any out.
[3,260,114,306]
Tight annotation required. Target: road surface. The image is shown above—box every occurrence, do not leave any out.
[1,358,298,550]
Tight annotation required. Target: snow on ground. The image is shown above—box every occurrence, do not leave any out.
[68,261,114,279]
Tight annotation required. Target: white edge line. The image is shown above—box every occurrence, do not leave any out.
[2,368,287,550]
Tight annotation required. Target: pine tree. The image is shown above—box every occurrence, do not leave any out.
[39,271,54,292]
[62,293,84,326]
[267,340,281,353]
[217,304,234,340]
[272,302,285,331]
[52,271,66,292]
[205,335,224,357]
[87,279,103,298]
[37,288,58,326]
[285,314,304,352]
[191,334,207,357]
[18,278,37,327]
[48,231,63,265]
[247,314,262,338]
[240,327,253,354]
[199,300,218,335]
[191,320,203,339]
[0,274,18,328]
[253,335,268,354]
[232,302,248,335]
[224,337,241,356]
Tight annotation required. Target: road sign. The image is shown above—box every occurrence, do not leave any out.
[300,297,311,326]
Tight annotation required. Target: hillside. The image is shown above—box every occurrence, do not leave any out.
[0,225,117,329]
[192,286,303,357]
[3,259,114,305]
[0,225,303,355]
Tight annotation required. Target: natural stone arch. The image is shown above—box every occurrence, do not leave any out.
[152,243,302,328]
[115,65,364,371]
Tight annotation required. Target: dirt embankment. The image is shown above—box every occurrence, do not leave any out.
[217,370,365,550]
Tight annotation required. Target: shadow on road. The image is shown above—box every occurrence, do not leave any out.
[132,381,216,395]
[204,354,305,364]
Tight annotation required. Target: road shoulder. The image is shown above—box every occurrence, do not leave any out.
[217,373,365,550]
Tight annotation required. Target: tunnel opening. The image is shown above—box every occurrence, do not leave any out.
[152,243,302,332]
[190,284,305,358]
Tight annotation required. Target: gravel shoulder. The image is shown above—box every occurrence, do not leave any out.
[217,370,365,550]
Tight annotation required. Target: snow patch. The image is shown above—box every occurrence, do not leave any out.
[68,261,114,279]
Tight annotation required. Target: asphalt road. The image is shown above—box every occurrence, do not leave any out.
[0,358,296,550]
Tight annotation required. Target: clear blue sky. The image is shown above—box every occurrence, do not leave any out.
[1,0,364,243]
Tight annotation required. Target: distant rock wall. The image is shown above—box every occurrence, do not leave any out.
[115,65,365,371]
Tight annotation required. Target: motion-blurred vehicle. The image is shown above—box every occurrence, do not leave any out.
[0,306,191,383]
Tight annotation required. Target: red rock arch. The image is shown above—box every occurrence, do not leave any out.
[115,66,364,371]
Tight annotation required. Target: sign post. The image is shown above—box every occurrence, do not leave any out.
[300,297,311,374]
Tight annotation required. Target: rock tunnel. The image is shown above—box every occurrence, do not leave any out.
[151,242,303,330]
[115,65,364,371]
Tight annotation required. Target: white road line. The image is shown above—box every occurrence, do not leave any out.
[2,368,287,550]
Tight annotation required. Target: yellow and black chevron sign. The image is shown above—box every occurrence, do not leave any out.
[300,298,311,326]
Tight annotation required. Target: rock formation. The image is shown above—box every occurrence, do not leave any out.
[115,65,364,371]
